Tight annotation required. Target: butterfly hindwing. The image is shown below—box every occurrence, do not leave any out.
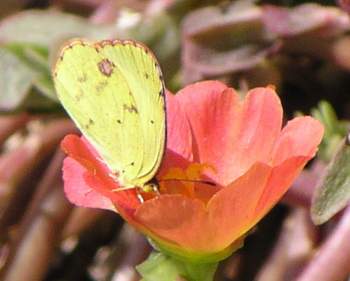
[53,40,165,188]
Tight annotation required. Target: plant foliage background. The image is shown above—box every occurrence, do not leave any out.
[0,0,350,281]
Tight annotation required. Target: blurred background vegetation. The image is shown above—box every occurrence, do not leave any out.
[1,1,350,281]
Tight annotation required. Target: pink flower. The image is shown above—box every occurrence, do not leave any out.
[61,81,324,262]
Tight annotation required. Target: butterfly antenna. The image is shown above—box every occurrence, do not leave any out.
[158,178,216,186]
[112,185,136,192]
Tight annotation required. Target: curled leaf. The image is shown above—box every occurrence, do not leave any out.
[262,4,350,37]
[181,1,278,83]
[311,137,350,225]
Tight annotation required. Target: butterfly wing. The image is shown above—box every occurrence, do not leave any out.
[53,39,165,188]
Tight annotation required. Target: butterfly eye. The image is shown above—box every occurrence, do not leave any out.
[142,183,159,194]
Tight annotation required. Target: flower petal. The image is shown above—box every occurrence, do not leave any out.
[177,83,282,185]
[63,157,115,211]
[158,91,193,177]
[252,116,324,223]
[61,134,109,176]
[206,162,272,251]
[271,116,324,165]
[175,81,238,185]
[254,156,310,220]
[134,194,210,251]
[84,171,140,216]
[61,134,140,213]
[134,162,271,253]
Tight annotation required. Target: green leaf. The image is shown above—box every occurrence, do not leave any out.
[13,44,49,70]
[0,10,113,47]
[20,89,60,113]
[117,10,179,62]
[0,45,60,112]
[310,100,348,161]
[0,47,37,111]
[5,43,57,101]
[137,252,218,281]
[311,138,350,224]
[0,9,116,104]
[34,72,57,101]
[318,101,347,137]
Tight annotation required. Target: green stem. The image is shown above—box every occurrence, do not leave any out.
[137,251,218,281]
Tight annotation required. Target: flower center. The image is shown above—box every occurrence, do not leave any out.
[156,163,220,203]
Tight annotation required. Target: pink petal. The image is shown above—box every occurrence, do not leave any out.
[231,87,282,176]
[272,116,324,165]
[134,162,271,253]
[157,91,193,177]
[61,134,110,176]
[254,156,310,220]
[134,194,209,251]
[251,115,324,219]
[63,157,115,211]
[83,171,141,217]
[177,83,282,185]
[206,162,272,251]
[61,134,141,213]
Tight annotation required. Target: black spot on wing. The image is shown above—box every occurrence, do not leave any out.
[84,118,94,129]
[75,90,84,101]
[98,59,114,76]
[123,104,138,114]
[96,80,108,93]
[77,73,87,82]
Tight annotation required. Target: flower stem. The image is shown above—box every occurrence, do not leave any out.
[137,251,218,281]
